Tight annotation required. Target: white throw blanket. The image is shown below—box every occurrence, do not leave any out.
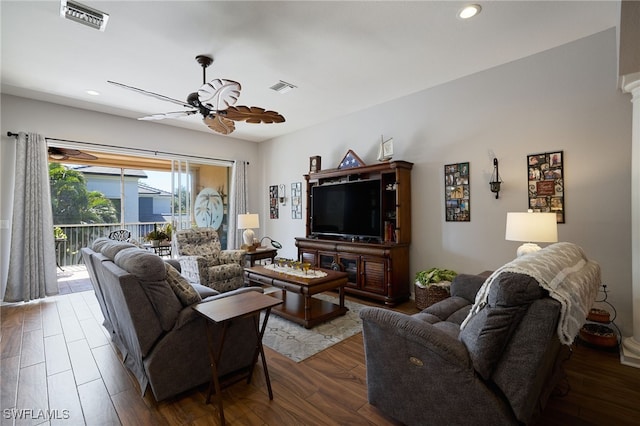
[461,242,601,345]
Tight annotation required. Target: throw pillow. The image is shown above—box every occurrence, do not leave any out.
[165,263,202,306]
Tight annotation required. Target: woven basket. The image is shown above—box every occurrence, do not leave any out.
[415,281,451,311]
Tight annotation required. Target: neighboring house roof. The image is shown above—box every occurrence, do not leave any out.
[138,182,172,197]
[71,165,147,178]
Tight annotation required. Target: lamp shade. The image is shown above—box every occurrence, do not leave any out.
[237,213,259,230]
[505,212,558,257]
[505,212,558,243]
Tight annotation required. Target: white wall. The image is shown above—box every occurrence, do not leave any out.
[259,28,635,335]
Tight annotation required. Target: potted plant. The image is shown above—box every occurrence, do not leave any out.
[145,224,168,247]
[414,267,457,310]
[53,226,67,240]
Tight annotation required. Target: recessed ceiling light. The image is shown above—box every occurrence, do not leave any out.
[458,4,482,19]
[86,90,100,96]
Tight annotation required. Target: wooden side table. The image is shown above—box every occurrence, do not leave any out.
[192,291,282,426]
[245,247,277,266]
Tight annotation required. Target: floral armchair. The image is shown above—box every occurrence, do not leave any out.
[173,228,246,292]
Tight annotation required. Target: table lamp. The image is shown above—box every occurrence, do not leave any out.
[238,213,260,249]
[505,211,558,257]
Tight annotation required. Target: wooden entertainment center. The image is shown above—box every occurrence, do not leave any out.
[296,160,412,306]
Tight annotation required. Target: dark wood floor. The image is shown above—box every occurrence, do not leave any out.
[2,286,639,425]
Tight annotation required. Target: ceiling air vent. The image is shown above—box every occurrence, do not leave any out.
[270,80,297,94]
[60,0,109,31]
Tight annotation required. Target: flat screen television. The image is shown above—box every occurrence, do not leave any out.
[310,179,381,240]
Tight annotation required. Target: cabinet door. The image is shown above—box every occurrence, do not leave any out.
[361,256,388,295]
[300,250,317,267]
[318,252,336,270]
[338,254,359,289]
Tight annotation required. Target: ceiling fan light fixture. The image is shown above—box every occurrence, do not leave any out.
[60,0,109,31]
[270,80,297,94]
[49,153,66,160]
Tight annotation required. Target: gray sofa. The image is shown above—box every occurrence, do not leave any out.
[82,238,262,401]
[360,243,601,426]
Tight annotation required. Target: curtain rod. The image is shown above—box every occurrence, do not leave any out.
[6,131,239,165]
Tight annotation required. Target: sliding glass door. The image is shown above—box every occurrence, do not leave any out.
[49,146,231,266]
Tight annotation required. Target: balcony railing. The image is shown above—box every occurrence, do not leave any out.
[54,222,168,267]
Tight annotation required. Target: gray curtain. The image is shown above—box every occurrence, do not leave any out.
[228,160,248,249]
[4,132,58,302]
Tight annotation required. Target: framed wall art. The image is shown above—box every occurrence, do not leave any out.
[269,185,279,219]
[291,182,302,219]
[527,151,564,223]
[444,162,470,222]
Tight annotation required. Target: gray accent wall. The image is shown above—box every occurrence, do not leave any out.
[259,28,634,335]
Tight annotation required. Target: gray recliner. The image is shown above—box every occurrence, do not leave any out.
[360,272,570,425]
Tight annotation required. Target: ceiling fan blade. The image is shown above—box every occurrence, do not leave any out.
[224,106,286,124]
[48,147,97,161]
[73,151,99,161]
[198,79,241,111]
[203,115,236,135]
[138,110,198,121]
[107,80,192,109]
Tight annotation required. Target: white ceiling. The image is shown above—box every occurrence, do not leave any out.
[1,1,621,142]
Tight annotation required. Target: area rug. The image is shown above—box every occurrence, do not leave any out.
[261,293,366,362]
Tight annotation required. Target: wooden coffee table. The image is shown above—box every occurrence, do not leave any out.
[244,265,348,328]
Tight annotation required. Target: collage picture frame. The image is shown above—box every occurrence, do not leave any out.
[269,185,279,219]
[444,162,470,222]
[291,182,302,219]
[527,151,564,223]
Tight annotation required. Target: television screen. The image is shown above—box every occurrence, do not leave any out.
[311,179,381,239]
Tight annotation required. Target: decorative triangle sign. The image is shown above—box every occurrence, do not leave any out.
[337,150,365,169]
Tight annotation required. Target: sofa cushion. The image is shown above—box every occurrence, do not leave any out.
[100,240,137,260]
[450,273,487,303]
[459,272,544,380]
[91,237,111,252]
[114,248,182,331]
[164,263,202,306]
[423,296,472,324]
[114,247,167,281]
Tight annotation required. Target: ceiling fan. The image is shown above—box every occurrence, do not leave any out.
[107,55,285,135]
[48,147,98,161]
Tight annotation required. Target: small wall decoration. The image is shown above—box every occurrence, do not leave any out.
[309,156,321,173]
[291,182,302,219]
[527,151,564,223]
[444,162,470,222]
[269,185,279,219]
[338,149,365,169]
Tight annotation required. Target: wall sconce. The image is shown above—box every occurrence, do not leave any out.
[489,158,502,199]
[278,184,287,205]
